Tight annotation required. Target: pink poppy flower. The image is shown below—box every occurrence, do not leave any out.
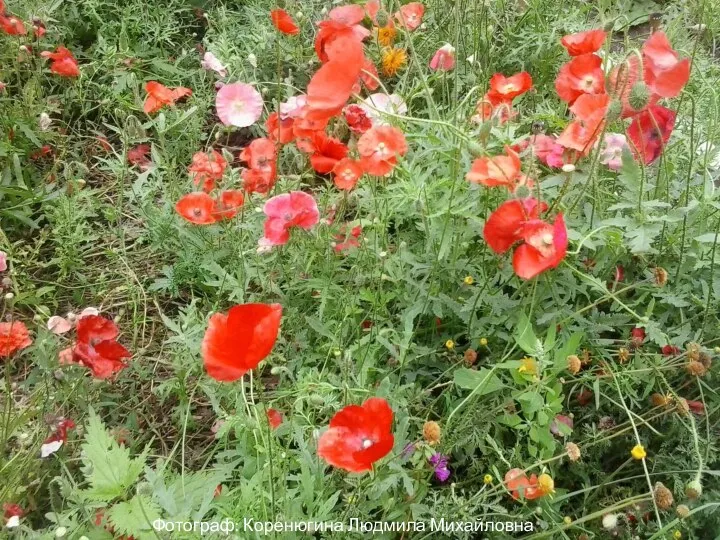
[47,316,72,335]
[216,82,264,127]
[280,95,307,119]
[599,133,628,171]
[201,52,228,77]
[261,191,320,246]
[429,44,456,71]
[395,2,424,31]
[359,93,407,125]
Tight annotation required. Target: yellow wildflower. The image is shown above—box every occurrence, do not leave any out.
[463,275,474,285]
[445,339,454,350]
[483,474,493,485]
[631,444,646,460]
[377,24,396,47]
[381,47,407,77]
[518,356,537,376]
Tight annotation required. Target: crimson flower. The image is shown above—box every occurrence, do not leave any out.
[202,303,282,382]
[307,132,348,174]
[41,47,80,77]
[560,29,607,56]
[261,191,320,246]
[267,408,283,429]
[661,345,681,356]
[343,104,372,134]
[357,126,408,176]
[266,112,295,144]
[317,397,394,473]
[72,315,131,379]
[627,104,676,165]
[630,327,646,345]
[270,9,300,35]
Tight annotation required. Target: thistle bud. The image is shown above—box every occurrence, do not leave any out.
[467,141,485,157]
[685,479,702,499]
[676,504,690,518]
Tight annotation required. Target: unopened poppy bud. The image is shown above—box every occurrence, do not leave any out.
[676,504,690,518]
[76,179,86,188]
[270,366,282,375]
[563,516,572,525]
[685,479,702,499]
[332,348,341,357]
[514,185,531,198]
[467,141,485,157]
[2,277,12,287]
[606,99,623,121]
[561,163,576,173]
[422,420,441,444]
[375,10,388,26]
[654,482,674,510]
[629,82,650,111]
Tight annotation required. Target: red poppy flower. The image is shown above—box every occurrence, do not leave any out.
[215,190,245,219]
[627,104,676,164]
[343,104,372,134]
[261,191,320,246]
[686,400,704,415]
[0,14,26,35]
[561,29,607,56]
[429,44,456,72]
[555,53,605,104]
[143,81,192,114]
[395,2,424,31]
[329,4,366,25]
[365,0,381,24]
[242,166,277,195]
[29,145,53,161]
[317,397,394,473]
[661,345,681,356]
[32,19,46,38]
[40,418,76,458]
[266,112,295,144]
[334,224,363,252]
[240,138,277,170]
[642,31,690,99]
[189,150,227,192]
[483,198,545,254]
[307,35,365,122]
[270,9,300,35]
[486,72,533,104]
[3,503,23,528]
[267,408,283,429]
[128,144,151,169]
[471,94,515,124]
[466,146,522,190]
[175,192,219,225]
[202,303,282,382]
[556,93,609,152]
[0,321,32,357]
[308,132,348,174]
[512,214,568,280]
[357,126,408,176]
[360,57,380,91]
[41,47,80,77]
[72,315,131,379]
[504,469,552,500]
[608,55,655,118]
[333,158,364,190]
[314,18,370,64]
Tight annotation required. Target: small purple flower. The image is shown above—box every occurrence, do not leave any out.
[401,442,416,459]
[429,453,451,482]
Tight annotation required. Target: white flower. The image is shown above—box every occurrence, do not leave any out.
[602,513,619,530]
[40,439,64,458]
[561,163,576,173]
[359,93,408,125]
[200,52,227,77]
[39,112,52,131]
[6,515,20,528]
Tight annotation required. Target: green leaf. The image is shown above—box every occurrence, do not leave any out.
[108,495,161,540]
[514,312,540,356]
[81,410,147,501]
[453,368,504,395]
[517,391,544,417]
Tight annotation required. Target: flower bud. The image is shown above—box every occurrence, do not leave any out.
[629,82,650,111]
[685,479,702,499]
[606,99,623,122]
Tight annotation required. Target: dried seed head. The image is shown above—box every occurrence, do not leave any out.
[464,348,478,366]
[618,347,630,363]
[422,421,441,445]
[698,352,712,370]
[686,342,701,362]
[676,504,690,518]
[654,482,674,510]
[650,393,672,408]
[653,267,668,286]
[567,354,581,375]
[686,361,707,377]
[598,416,616,430]
[565,442,581,462]
[602,513,619,530]
[581,349,591,364]
[676,398,690,416]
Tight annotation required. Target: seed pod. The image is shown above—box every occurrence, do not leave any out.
[686,361,707,377]
[567,355,581,375]
[565,442,581,462]
[685,479,702,500]
[676,504,690,518]
[654,482,674,510]
[422,421,441,445]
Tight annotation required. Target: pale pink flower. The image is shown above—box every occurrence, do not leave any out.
[47,316,72,335]
[0,251,7,272]
[600,133,628,171]
[216,82,264,127]
[429,44,456,72]
[201,51,228,77]
[531,134,566,168]
[358,93,407,125]
[58,347,74,365]
[79,307,100,319]
[280,95,307,119]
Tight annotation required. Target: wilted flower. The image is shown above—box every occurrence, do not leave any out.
[565,442,581,461]
[422,420,441,445]
[686,360,707,377]
[653,267,668,286]
[654,482,674,510]
[567,354,581,374]
[201,51,228,77]
[463,348,477,365]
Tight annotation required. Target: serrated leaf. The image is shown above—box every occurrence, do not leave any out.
[81,410,146,500]
[514,312,540,356]
[453,368,504,394]
[108,495,161,540]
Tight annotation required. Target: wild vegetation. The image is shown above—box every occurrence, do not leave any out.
[1,0,719,538]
